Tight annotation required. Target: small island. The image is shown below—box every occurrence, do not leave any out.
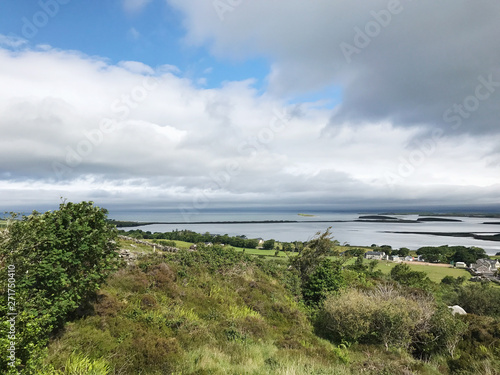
[298,213,316,217]
[417,217,462,222]
[359,215,399,220]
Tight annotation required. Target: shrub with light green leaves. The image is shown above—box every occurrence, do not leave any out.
[0,201,118,373]
[317,285,462,353]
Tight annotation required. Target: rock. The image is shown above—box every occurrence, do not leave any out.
[448,305,467,315]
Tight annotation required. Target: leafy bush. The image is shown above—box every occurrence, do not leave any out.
[0,202,118,373]
[390,263,432,289]
[302,259,345,306]
[412,306,468,359]
[441,275,466,286]
[453,283,500,317]
[448,315,500,375]
[317,285,463,354]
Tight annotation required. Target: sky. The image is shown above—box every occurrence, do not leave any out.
[0,0,500,215]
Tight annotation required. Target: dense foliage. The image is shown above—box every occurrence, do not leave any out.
[44,244,341,374]
[2,209,500,374]
[121,229,261,249]
[0,202,118,374]
[417,245,488,264]
[289,228,347,306]
[390,263,432,289]
[318,284,470,361]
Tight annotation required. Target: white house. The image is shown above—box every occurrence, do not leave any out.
[364,251,385,260]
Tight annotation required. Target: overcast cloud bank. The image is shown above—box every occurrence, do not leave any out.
[1,0,499,213]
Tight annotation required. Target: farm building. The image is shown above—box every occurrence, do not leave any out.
[364,251,385,260]
[470,259,499,275]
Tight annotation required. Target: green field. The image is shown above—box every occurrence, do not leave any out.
[375,260,471,283]
[121,238,476,283]
[230,244,372,258]
[122,239,195,252]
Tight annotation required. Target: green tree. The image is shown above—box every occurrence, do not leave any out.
[380,245,392,256]
[244,239,259,249]
[293,241,304,253]
[390,263,431,289]
[262,239,275,250]
[397,247,410,257]
[302,259,345,306]
[343,248,364,258]
[0,201,118,373]
[290,227,339,282]
[452,246,487,264]
[347,255,368,273]
[289,228,343,305]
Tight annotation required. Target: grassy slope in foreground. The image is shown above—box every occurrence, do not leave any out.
[45,239,445,375]
[46,243,342,374]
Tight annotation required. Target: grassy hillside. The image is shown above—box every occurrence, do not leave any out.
[43,239,456,374]
[4,206,499,375]
[46,242,343,374]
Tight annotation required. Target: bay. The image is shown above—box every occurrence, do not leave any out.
[109,210,500,255]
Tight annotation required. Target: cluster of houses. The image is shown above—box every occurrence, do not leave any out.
[364,250,500,281]
[469,258,500,277]
[364,251,415,262]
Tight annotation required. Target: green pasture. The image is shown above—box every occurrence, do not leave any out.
[375,260,471,283]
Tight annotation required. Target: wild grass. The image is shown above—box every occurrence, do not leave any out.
[45,248,342,374]
[43,239,498,374]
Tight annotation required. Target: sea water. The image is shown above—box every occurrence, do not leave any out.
[109,209,500,255]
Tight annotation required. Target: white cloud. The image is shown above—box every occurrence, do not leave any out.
[0,42,499,211]
[128,27,141,41]
[168,0,500,136]
[118,60,155,75]
[0,34,27,48]
[123,0,153,14]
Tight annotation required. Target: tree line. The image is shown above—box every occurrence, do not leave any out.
[119,228,308,252]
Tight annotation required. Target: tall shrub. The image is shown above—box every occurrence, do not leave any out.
[0,201,118,373]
